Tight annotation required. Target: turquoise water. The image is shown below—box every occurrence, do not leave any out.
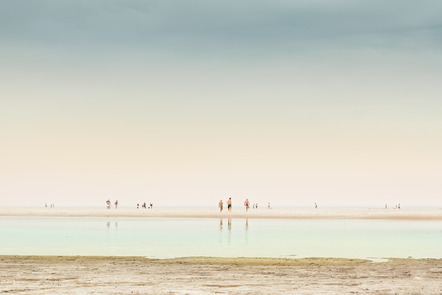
[0,217,441,259]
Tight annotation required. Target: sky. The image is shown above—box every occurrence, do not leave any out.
[1,0,442,208]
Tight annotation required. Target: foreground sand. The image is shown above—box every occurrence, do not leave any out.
[1,207,441,220]
[1,256,441,294]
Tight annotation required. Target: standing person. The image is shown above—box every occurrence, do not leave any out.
[268,202,271,209]
[219,200,223,212]
[315,202,318,209]
[227,198,232,212]
[244,198,250,212]
[115,200,118,209]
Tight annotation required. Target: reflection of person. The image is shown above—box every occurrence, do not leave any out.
[227,198,232,212]
[219,200,223,212]
[244,199,250,212]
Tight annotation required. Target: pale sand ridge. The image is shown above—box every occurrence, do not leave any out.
[1,207,441,220]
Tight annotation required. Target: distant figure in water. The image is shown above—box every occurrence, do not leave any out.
[114,200,118,209]
[398,203,401,209]
[219,200,223,212]
[106,199,111,209]
[45,203,47,208]
[244,198,250,212]
[227,198,232,212]
[385,204,387,209]
[137,203,139,209]
[315,202,318,209]
[256,203,258,209]
[150,203,153,209]
[268,202,271,209]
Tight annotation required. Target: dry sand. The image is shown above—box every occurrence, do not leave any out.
[1,256,441,294]
[1,208,441,220]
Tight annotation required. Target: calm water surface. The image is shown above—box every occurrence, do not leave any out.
[0,217,441,259]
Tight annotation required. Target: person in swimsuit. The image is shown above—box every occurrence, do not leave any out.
[244,198,250,212]
[227,198,232,212]
[219,200,223,212]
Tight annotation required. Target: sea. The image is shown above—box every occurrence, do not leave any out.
[0,215,441,259]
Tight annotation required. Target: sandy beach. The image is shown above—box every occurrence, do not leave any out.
[1,207,441,220]
[2,209,441,294]
[1,256,441,294]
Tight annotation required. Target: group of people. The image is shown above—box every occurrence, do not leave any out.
[106,199,118,209]
[218,198,267,212]
[385,203,401,209]
[218,198,232,212]
[44,203,55,208]
[137,202,153,209]
[105,200,155,209]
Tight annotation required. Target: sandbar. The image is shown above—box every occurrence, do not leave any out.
[0,207,441,220]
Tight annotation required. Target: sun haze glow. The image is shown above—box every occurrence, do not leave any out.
[1,0,441,208]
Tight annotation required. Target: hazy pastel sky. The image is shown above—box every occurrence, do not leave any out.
[1,0,441,207]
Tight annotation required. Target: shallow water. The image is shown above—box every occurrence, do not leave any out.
[0,216,441,259]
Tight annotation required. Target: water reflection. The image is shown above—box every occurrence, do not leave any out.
[245,218,248,244]
[218,218,249,245]
[227,218,232,244]
[106,221,118,230]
